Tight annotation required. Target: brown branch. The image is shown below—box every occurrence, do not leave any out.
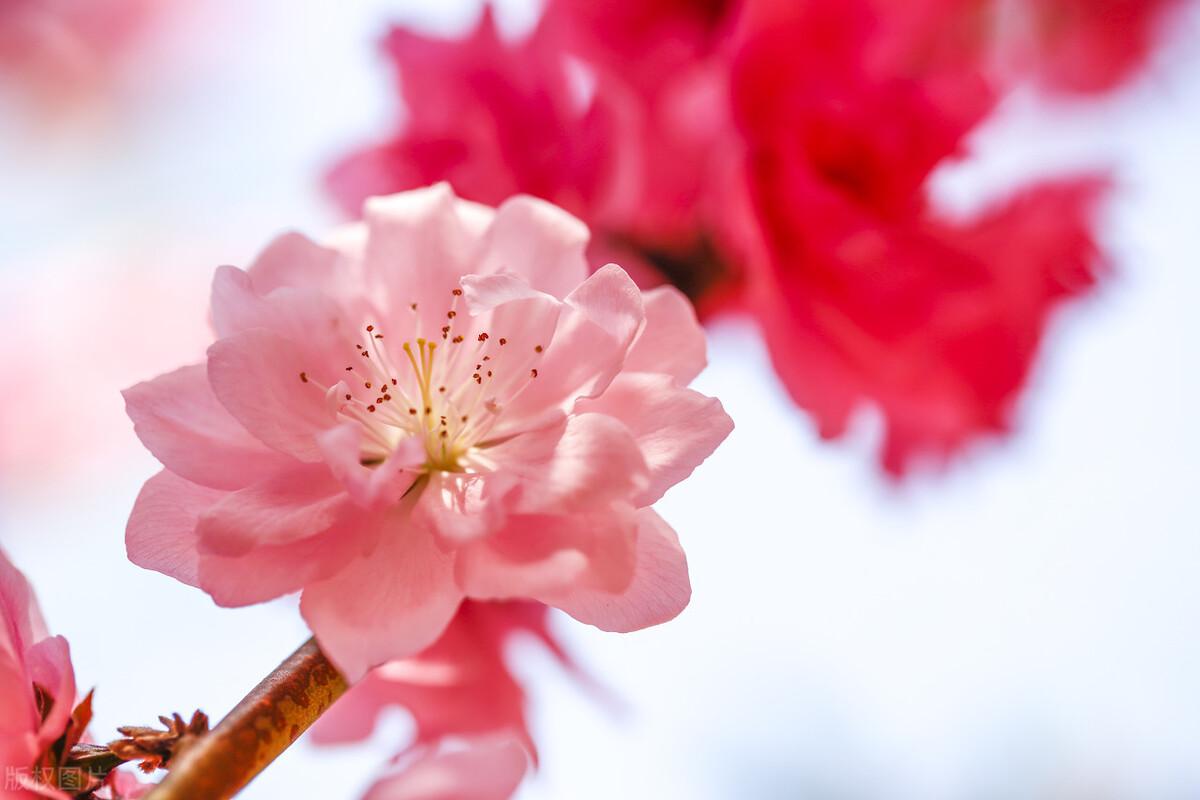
[143,637,347,800]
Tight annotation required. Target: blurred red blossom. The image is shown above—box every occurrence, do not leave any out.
[327,6,751,318]
[314,601,575,800]
[125,184,731,680]
[1000,0,1183,94]
[328,0,1176,475]
[730,0,1109,473]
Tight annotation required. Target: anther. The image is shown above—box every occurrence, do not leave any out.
[299,372,308,383]
[530,369,538,378]
[451,288,463,296]
[367,405,377,412]
[499,338,507,345]
[534,345,543,353]
[477,332,489,342]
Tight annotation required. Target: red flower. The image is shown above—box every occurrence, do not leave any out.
[1005,0,1182,94]
[733,0,1108,474]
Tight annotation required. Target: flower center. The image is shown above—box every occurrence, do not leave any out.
[299,286,543,473]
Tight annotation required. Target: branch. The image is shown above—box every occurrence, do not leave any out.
[143,637,347,800]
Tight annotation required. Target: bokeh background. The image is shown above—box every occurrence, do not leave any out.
[2,1,1198,797]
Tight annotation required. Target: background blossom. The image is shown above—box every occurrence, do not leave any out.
[326,0,1179,475]
[314,601,575,800]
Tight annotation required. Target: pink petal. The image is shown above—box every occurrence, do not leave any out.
[456,508,638,600]
[25,635,75,755]
[317,424,424,510]
[197,507,382,608]
[474,195,590,300]
[195,462,355,556]
[362,183,487,328]
[126,470,226,589]
[123,364,293,491]
[542,509,691,632]
[488,265,644,437]
[0,546,48,658]
[460,272,546,312]
[415,472,509,545]
[484,413,648,514]
[206,328,339,461]
[301,522,463,681]
[243,231,341,294]
[623,285,708,383]
[210,266,362,373]
[363,735,529,800]
[576,373,733,505]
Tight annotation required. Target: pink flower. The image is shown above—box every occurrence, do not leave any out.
[361,735,529,800]
[125,183,733,679]
[313,602,571,800]
[0,548,76,798]
[312,602,559,755]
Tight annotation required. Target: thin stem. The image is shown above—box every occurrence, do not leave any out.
[143,637,347,800]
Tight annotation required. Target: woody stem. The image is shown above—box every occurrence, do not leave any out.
[142,637,347,800]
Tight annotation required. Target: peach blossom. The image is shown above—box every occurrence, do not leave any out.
[125,184,732,679]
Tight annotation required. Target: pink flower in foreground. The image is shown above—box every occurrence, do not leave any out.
[125,183,733,679]
[314,602,570,800]
[0,548,76,797]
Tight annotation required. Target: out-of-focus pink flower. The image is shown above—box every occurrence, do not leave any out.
[314,602,569,800]
[0,0,156,105]
[125,183,732,680]
[1001,0,1182,94]
[362,735,529,800]
[312,602,555,754]
[0,251,210,491]
[0,547,76,798]
[731,0,1108,474]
